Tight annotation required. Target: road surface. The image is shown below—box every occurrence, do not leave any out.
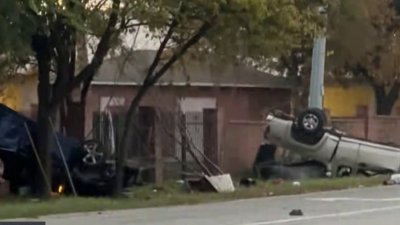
[5,186,400,225]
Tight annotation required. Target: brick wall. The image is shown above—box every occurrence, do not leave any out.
[86,85,291,175]
[332,116,400,145]
[221,120,266,175]
[331,118,366,139]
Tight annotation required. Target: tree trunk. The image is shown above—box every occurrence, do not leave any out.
[59,33,88,140]
[34,34,53,197]
[61,100,85,140]
[35,100,52,197]
[114,84,150,196]
[374,83,400,115]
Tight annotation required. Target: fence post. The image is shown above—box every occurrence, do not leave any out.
[155,117,164,186]
[181,114,187,180]
[364,108,369,139]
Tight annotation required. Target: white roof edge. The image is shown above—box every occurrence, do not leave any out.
[91,81,292,89]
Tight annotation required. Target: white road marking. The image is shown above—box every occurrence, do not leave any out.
[240,205,400,225]
[307,197,400,202]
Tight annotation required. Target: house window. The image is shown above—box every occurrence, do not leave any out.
[100,96,125,112]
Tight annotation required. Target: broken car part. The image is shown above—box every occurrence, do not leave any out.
[289,209,304,216]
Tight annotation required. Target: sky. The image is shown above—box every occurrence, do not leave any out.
[84,0,160,60]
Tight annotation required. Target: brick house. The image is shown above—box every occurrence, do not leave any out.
[84,50,295,176]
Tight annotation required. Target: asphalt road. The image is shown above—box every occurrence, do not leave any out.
[5,186,400,225]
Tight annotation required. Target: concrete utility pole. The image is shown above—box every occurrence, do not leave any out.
[308,37,326,109]
[308,6,328,109]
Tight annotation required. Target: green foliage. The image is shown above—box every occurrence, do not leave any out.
[0,2,34,54]
[182,0,326,63]
[0,1,38,75]
[0,0,326,104]
[327,0,400,84]
[0,0,325,75]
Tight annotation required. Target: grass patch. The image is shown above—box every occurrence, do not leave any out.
[0,176,387,219]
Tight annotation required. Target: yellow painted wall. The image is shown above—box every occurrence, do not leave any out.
[0,71,37,112]
[324,85,374,117]
[0,84,22,111]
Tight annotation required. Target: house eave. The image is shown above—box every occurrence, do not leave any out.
[91,81,293,89]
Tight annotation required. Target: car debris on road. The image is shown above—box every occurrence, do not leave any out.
[289,209,304,216]
[383,174,400,185]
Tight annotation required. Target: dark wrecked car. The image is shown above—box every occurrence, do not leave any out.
[0,104,140,196]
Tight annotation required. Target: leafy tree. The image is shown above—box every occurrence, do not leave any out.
[259,2,334,114]
[1,0,132,197]
[327,0,400,115]
[0,1,36,80]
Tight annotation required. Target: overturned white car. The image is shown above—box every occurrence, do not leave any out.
[264,108,400,177]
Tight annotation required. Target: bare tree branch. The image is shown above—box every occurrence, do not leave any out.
[149,17,216,85]
[120,22,149,30]
[49,0,121,110]
[144,19,179,85]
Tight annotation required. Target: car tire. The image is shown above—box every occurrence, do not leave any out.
[81,139,105,166]
[295,108,326,134]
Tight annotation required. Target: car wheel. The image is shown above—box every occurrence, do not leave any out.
[296,108,326,134]
[82,140,105,166]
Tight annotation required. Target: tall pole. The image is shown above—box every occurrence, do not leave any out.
[308,7,328,109]
[308,37,326,109]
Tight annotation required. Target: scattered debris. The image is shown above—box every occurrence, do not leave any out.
[205,174,235,193]
[186,174,235,193]
[390,174,400,184]
[176,180,185,185]
[326,171,332,177]
[383,180,393,186]
[17,186,30,197]
[292,181,301,187]
[289,209,304,216]
[383,174,400,185]
[186,176,215,192]
[239,178,257,187]
[272,178,285,185]
[179,128,235,193]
